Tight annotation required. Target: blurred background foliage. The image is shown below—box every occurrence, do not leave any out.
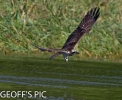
[0,0,122,60]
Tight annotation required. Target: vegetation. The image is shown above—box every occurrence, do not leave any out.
[0,0,122,60]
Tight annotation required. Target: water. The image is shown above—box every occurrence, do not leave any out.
[0,56,122,100]
[0,75,122,88]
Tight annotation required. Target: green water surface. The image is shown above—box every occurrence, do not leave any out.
[0,55,122,100]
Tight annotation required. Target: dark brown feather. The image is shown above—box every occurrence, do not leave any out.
[32,44,70,53]
[32,44,60,52]
[62,7,100,51]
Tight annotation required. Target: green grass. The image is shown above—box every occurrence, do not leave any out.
[0,0,122,60]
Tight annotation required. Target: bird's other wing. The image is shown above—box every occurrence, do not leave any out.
[49,52,60,60]
[32,44,61,52]
[62,7,100,51]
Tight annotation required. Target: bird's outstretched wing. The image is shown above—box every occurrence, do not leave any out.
[32,44,68,53]
[32,44,61,52]
[62,7,100,51]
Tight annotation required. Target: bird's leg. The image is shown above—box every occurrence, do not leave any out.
[62,53,68,62]
[65,56,68,62]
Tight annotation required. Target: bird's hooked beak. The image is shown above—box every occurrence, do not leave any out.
[75,51,79,54]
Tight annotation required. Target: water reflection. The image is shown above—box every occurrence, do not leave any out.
[0,75,122,88]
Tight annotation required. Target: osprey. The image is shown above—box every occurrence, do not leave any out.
[33,7,100,61]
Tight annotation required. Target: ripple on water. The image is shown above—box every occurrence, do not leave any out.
[0,75,122,88]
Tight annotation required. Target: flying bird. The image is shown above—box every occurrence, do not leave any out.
[32,7,100,61]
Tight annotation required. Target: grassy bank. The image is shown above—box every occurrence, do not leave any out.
[0,0,122,60]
